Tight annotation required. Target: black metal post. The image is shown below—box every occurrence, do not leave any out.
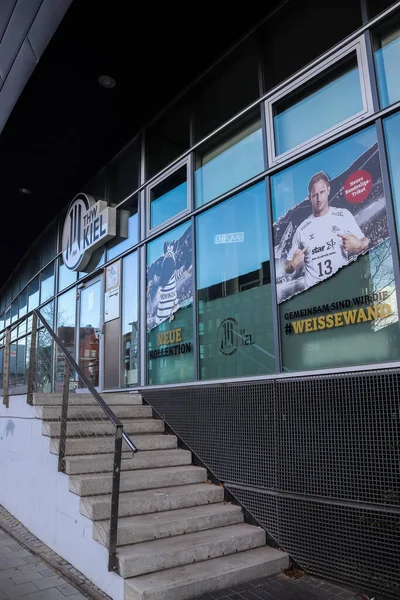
[27,312,38,405]
[58,361,70,473]
[108,424,123,572]
[2,328,11,408]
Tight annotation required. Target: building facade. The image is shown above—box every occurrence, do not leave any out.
[1,0,400,597]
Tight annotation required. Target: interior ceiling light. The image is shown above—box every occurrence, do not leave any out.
[19,187,31,194]
[98,75,116,89]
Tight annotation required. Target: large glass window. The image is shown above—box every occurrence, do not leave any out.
[374,14,400,108]
[40,263,55,304]
[122,252,139,387]
[384,111,400,241]
[194,37,260,141]
[148,163,188,230]
[146,101,191,179]
[58,259,77,292]
[368,0,396,20]
[56,288,76,391]
[147,221,194,384]
[195,112,264,208]
[40,228,57,268]
[197,182,274,379]
[108,137,140,204]
[28,276,40,311]
[266,41,371,162]
[271,126,400,371]
[262,0,362,91]
[107,195,139,261]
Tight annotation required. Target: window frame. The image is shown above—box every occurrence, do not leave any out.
[146,155,192,236]
[265,35,374,166]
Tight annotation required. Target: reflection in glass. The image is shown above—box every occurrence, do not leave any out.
[273,53,363,156]
[79,281,101,387]
[18,288,28,337]
[122,252,138,386]
[384,112,400,241]
[56,289,76,391]
[271,126,400,371]
[40,263,55,304]
[150,166,187,229]
[374,16,400,108]
[59,260,77,291]
[107,197,139,261]
[197,182,274,379]
[28,277,40,311]
[195,115,264,207]
[108,138,140,204]
[147,221,194,384]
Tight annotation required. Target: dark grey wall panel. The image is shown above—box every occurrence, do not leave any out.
[0,0,17,43]
[0,0,72,135]
[28,0,72,60]
[0,0,43,80]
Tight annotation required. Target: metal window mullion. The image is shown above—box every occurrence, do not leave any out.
[191,215,199,381]
[139,245,147,387]
[264,176,282,374]
[363,28,381,113]
[375,117,400,322]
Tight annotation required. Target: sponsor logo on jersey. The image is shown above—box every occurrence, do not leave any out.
[312,245,325,255]
[331,210,343,217]
[326,238,336,250]
[300,220,312,231]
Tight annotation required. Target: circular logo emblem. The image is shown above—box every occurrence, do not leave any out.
[218,317,238,355]
[62,193,94,271]
[343,170,373,204]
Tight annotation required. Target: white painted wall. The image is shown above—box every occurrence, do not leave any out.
[0,395,124,600]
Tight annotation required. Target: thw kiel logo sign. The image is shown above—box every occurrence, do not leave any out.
[62,193,117,271]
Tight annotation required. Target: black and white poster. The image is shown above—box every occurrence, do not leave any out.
[147,222,193,332]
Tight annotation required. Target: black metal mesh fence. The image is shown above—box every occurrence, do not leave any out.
[142,369,400,599]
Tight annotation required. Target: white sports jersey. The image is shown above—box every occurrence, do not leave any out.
[156,273,179,325]
[287,207,364,289]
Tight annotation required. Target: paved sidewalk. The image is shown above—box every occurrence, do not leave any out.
[1,506,372,600]
[194,569,368,600]
[0,529,87,600]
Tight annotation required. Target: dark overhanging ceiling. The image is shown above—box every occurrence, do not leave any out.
[0,0,282,287]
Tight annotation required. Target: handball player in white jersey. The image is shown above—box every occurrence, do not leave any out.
[284,171,369,290]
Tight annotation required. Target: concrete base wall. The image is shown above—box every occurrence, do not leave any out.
[0,395,124,600]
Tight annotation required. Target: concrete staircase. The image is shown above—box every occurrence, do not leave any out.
[33,391,289,600]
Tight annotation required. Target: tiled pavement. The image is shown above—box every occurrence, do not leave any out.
[0,528,88,600]
[193,570,369,600]
[1,506,372,600]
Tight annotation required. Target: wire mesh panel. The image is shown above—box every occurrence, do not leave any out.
[143,370,400,599]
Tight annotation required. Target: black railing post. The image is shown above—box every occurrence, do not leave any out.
[58,361,70,473]
[27,312,38,405]
[2,328,11,408]
[108,423,123,572]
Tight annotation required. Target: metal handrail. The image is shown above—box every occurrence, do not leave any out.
[33,309,137,453]
[1,307,138,571]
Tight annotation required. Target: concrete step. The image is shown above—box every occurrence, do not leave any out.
[94,503,244,547]
[33,392,142,406]
[117,523,266,578]
[64,449,192,475]
[70,465,207,496]
[124,547,289,600]
[36,404,152,421]
[80,483,224,521]
[42,419,164,438]
[50,433,177,455]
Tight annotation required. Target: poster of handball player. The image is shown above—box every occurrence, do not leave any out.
[273,139,389,304]
[146,222,193,332]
